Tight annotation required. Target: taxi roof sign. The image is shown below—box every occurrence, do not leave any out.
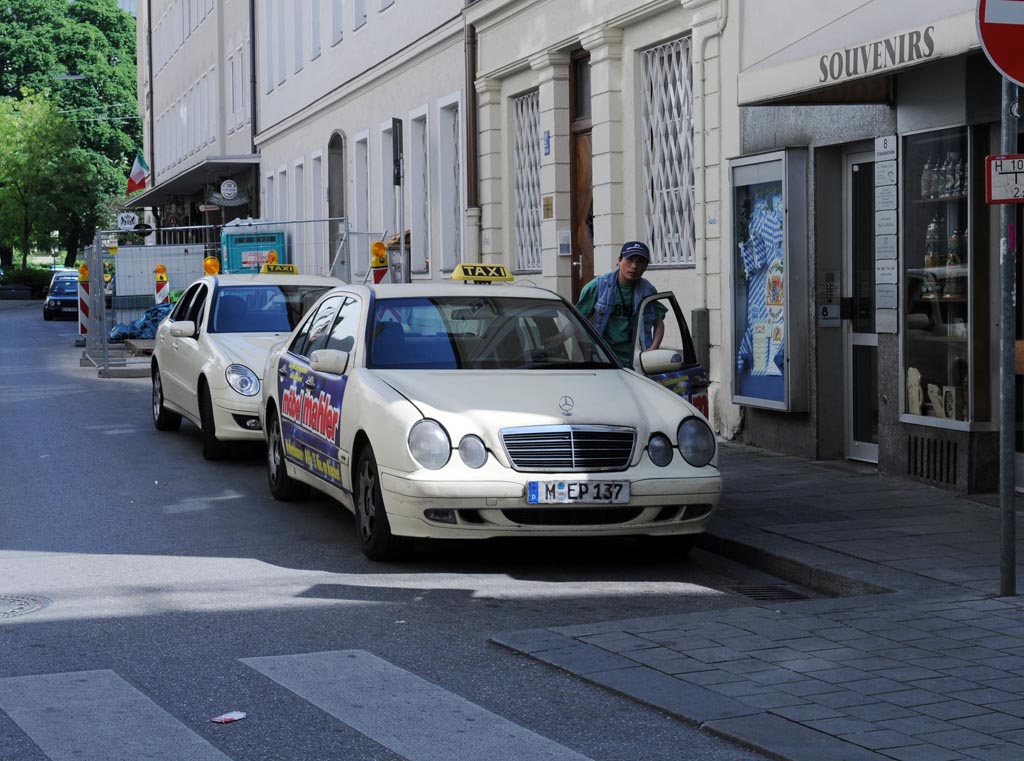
[451,263,513,283]
[260,263,299,274]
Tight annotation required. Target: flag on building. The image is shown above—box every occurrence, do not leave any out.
[127,151,149,193]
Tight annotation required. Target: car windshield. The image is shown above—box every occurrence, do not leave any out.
[210,284,331,333]
[50,280,77,295]
[367,295,617,370]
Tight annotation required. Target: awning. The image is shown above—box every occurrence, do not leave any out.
[125,155,259,209]
[738,0,980,106]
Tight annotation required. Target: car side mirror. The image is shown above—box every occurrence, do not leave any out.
[638,348,683,375]
[169,320,196,337]
[310,349,350,375]
[42,286,49,296]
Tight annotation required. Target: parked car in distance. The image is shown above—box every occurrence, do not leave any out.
[151,268,340,460]
[259,264,719,561]
[42,276,80,320]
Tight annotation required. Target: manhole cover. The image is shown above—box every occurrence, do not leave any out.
[0,595,50,619]
[727,585,810,602]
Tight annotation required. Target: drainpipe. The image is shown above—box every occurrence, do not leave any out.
[698,0,727,312]
[465,24,478,207]
[692,0,728,373]
[146,0,156,180]
[464,21,480,262]
[249,0,260,215]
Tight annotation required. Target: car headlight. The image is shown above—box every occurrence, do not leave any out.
[408,419,451,470]
[647,433,674,467]
[225,364,260,396]
[458,435,488,469]
[677,418,716,468]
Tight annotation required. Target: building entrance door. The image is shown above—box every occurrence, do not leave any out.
[844,150,879,463]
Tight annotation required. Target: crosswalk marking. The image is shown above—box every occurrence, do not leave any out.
[0,670,231,761]
[243,650,594,761]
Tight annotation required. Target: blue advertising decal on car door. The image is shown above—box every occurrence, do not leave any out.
[277,356,347,486]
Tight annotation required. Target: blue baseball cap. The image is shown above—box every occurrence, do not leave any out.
[620,241,650,260]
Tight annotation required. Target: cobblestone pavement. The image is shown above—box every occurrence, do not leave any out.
[495,444,1024,761]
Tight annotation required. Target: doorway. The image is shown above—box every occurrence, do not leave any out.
[844,150,879,463]
[570,51,593,301]
[328,132,348,281]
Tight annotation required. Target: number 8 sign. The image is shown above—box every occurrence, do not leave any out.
[977,0,1024,87]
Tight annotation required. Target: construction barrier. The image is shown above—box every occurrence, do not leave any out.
[155,264,169,304]
[78,265,90,336]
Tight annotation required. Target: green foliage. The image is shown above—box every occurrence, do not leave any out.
[0,266,58,297]
[0,0,138,268]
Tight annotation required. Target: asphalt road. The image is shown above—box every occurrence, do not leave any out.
[0,300,776,761]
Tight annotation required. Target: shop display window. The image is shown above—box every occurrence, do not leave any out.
[903,127,975,423]
[729,149,808,412]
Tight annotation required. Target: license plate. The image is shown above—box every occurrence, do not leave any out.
[527,480,630,504]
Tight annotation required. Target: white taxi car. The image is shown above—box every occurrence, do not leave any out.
[259,264,719,560]
[152,266,339,459]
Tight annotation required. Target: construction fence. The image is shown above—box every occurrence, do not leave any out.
[80,217,386,374]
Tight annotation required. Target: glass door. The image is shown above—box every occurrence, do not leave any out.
[845,150,879,463]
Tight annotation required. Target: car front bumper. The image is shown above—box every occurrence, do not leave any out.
[378,464,722,540]
[210,389,264,441]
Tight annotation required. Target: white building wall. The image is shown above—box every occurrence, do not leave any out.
[255,2,466,280]
[140,0,252,186]
[467,0,741,435]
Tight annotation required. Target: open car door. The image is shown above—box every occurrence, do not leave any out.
[632,291,710,418]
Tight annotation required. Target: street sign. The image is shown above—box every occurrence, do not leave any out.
[986,154,1024,203]
[977,0,1024,87]
[116,212,138,231]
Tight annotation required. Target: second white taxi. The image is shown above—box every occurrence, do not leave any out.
[259,265,720,560]
[152,267,339,459]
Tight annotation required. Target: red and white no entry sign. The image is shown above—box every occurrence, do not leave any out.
[978,0,1024,87]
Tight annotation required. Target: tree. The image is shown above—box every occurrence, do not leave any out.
[0,0,138,268]
[0,92,78,269]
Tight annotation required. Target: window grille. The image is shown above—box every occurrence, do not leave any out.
[513,91,542,272]
[641,37,695,267]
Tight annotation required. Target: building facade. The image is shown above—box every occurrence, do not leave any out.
[131,0,259,227]
[732,0,1020,493]
[253,0,467,279]
[465,0,740,434]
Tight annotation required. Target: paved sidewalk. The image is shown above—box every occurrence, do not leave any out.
[494,444,1024,761]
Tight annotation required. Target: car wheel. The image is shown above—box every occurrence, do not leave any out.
[355,446,407,561]
[43,309,52,321]
[267,410,308,500]
[635,534,696,561]
[152,366,182,431]
[199,384,229,461]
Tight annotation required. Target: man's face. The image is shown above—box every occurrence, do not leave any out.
[617,255,648,284]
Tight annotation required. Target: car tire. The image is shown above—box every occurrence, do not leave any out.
[267,410,308,501]
[152,366,182,432]
[635,534,696,561]
[355,446,407,561]
[199,384,229,461]
[43,309,52,321]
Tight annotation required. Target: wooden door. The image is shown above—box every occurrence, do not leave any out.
[571,132,593,300]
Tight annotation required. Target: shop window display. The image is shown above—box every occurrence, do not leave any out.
[903,127,971,422]
[729,149,808,412]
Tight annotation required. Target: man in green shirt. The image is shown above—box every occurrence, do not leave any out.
[576,241,666,368]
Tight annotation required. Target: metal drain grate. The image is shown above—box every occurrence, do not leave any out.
[727,585,809,602]
[0,595,50,619]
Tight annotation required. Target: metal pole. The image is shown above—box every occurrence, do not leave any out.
[1000,77,1019,597]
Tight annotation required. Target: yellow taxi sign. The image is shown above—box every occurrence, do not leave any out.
[451,263,513,283]
[261,262,298,274]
